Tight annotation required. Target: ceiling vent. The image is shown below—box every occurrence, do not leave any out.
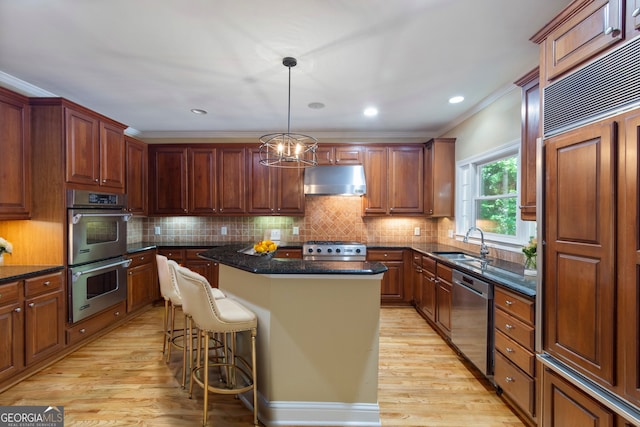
[543,36,640,137]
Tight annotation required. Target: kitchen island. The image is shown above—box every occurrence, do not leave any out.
[199,245,387,427]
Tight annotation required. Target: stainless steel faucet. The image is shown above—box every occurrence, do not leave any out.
[464,226,490,259]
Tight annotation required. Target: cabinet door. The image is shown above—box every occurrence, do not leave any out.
[0,281,23,382]
[125,136,147,215]
[65,107,100,186]
[424,138,455,217]
[544,118,616,387]
[217,147,246,214]
[543,0,624,81]
[380,261,404,302]
[149,146,188,215]
[388,146,423,214]
[127,261,156,313]
[620,111,640,405]
[421,269,437,322]
[189,147,217,214]
[515,70,540,221]
[185,249,218,288]
[436,278,452,336]
[99,121,125,190]
[0,88,30,219]
[24,290,64,366]
[362,147,388,214]
[247,148,275,214]
[276,167,305,215]
[334,146,364,164]
[542,367,615,427]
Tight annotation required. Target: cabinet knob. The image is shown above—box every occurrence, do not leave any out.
[141,257,144,260]
[633,7,640,17]
[43,281,51,286]
[505,347,514,353]
[95,178,99,182]
[183,209,188,213]
[115,311,121,316]
[80,328,86,334]
[28,302,35,308]
[129,271,132,275]
[14,307,21,313]
[505,324,514,330]
[505,376,515,383]
[384,253,388,257]
[102,179,107,183]
[504,300,513,306]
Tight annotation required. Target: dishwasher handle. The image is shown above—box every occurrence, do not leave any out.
[452,270,493,299]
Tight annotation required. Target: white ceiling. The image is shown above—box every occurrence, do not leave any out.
[0,0,566,140]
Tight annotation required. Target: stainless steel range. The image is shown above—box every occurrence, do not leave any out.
[302,241,367,261]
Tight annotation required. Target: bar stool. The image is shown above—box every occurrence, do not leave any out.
[157,255,225,387]
[175,265,258,426]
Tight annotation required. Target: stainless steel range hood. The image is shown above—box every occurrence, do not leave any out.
[304,165,366,196]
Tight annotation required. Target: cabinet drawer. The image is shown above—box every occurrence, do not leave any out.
[495,329,535,376]
[494,287,534,324]
[495,351,535,417]
[422,256,436,274]
[158,248,185,263]
[66,301,126,346]
[185,248,211,260]
[436,262,452,282]
[0,281,20,305]
[127,250,155,268]
[274,248,302,259]
[412,251,422,266]
[367,250,404,261]
[495,308,534,350]
[24,272,63,298]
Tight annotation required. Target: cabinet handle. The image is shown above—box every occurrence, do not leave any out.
[505,347,514,353]
[115,311,121,316]
[95,178,99,182]
[129,271,133,275]
[141,257,144,261]
[384,253,388,257]
[102,179,107,183]
[633,7,640,17]
[505,376,515,383]
[604,26,616,35]
[504,300,513,306]
[80,328,86,334]
[28,303,35,308]
[183,209,188,213]
[14,307,21,313]
[43,281,51,286]
[505,324,514,330]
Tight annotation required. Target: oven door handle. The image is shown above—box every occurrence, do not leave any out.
[72,259,133,282]
[72,213,133,224]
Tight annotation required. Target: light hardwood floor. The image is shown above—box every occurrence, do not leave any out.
[0,305,525,426]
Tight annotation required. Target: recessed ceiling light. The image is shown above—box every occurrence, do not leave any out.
[448,96,464,104]
[363,107,378,117]
[190,108,208,115]
[308,102,325,109]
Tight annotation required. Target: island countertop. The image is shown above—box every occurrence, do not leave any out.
[198,244,387,275]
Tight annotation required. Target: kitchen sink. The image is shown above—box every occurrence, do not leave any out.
[433,251,490,263]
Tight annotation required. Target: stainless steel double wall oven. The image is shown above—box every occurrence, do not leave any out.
[67,190,131,323]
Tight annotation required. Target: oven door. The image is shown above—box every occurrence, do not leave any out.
[68,208,131,266]
[68,256,132,323]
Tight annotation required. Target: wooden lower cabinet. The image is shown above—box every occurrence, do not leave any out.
[435,263,452,337]
[542,368,616,427]
[126,250,158,313]
[419,256,437,322]
[367,249,411,305]
[0,271,65,384]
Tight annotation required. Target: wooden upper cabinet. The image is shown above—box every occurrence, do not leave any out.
[189,147,217,214]
[544,117,617,388]
[315,144,364,165]
[216,147,246,214]
[424,138,455,217]
[534,0,625,83]
[0,87,31,219]
[247,148,304,215]
[515,70,540,221]
[65,107,125,191]
[148,145,188,215]
[362,146,388,214]
[125,136,147,215]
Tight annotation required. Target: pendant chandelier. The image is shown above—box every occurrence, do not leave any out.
[259,57,318,168]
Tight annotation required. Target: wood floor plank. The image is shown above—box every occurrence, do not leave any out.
[0,305,524,426]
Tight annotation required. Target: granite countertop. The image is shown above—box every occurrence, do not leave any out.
[0,265,65,284]
[199,244,388,275]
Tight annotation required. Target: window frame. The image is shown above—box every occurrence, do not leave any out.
[455,139,534,250]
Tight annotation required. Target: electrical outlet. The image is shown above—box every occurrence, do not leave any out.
[221,226,227,235]
[270,229,281,240]
[414,227,420,236]
[448,229,454,238]
[154,226,161,235]
[292,226,299,235]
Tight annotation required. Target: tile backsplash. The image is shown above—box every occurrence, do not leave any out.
[129,196,437,245]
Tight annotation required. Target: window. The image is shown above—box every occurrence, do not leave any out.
[456,141,535,247]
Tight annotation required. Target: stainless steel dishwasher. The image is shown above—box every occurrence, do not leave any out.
[451,269,494,377]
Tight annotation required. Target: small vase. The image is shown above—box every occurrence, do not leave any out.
[524,257,536,276]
